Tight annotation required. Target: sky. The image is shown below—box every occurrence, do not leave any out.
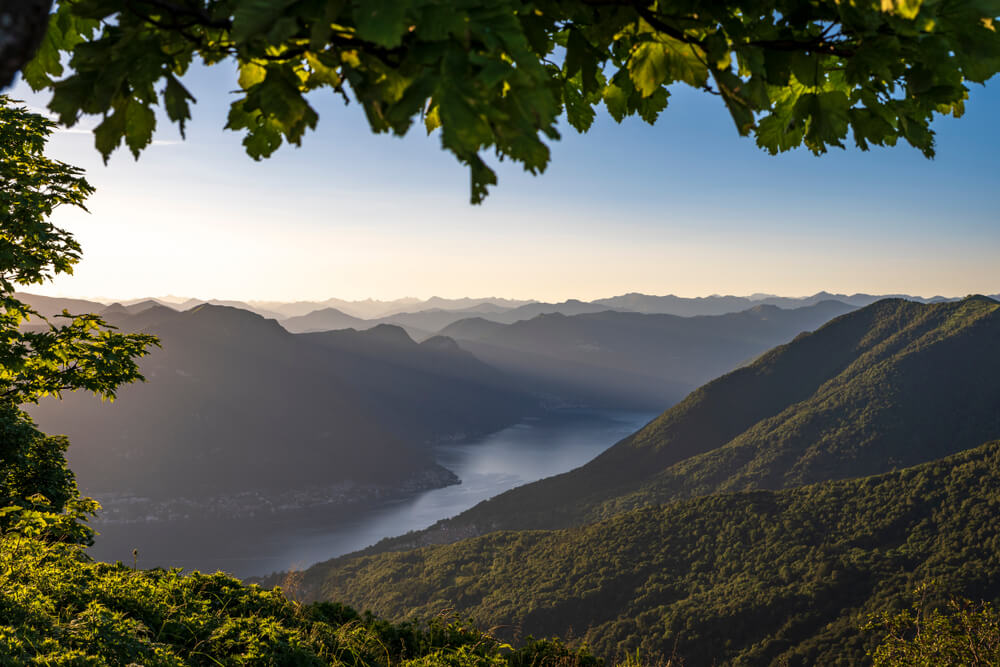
[8,59,1000,303]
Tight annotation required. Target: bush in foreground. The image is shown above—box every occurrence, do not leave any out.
[0,533,602,666]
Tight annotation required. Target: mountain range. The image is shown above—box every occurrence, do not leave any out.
[277,296,1000,663]
[437,301,856,408]
[16,291,869,412]
[28,304,537,504]
[591,291,961,316]
[18,291,993,326]
[351,296,1000,547]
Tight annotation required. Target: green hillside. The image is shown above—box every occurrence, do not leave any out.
[308,439,1000,665]
[0,533,601,666]
[363,297,1000,548]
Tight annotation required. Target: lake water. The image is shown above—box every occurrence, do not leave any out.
[88,410,655,578]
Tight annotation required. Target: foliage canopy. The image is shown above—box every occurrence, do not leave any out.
[0,96,157,542]
[865,583,1000,666]
[21,0,1000,202]
[0,532,603,666]
[305,438,1000,664]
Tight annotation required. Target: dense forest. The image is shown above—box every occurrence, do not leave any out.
[0,530,608,666]
[298,439,1000,664]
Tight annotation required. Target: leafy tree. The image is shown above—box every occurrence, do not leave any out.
[0,95,158,542]
[8,0,999,202]
[866,583,1000,666]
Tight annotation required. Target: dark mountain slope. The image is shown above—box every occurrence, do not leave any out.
[280,307,368,332]
[281,306,497,341]
[297,325,540,443]
[29,305,536,501]
[280,302,609,341]
[487,299,617,322]
[308,439,1000,665]
[599,294,1000,515]
[362,297,1000,548]
[439,301,857,408]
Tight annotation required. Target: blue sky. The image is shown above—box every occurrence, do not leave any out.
[10,62,1000,302]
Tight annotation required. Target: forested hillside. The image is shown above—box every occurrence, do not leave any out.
[363,297,1000,546]
[0,533,601,666]
[305,439,1000,664]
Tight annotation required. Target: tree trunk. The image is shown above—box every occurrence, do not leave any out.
[0,0,55,91]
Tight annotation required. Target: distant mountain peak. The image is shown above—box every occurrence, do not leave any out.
[125,299,168,314]
[187,303,265,320]
[182,304,286,337]
[101,302,129,316]
[420,335,461,352]
[313,306,353,316]
[363,323,415,345]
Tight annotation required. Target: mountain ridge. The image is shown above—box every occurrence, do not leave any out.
[29,303,538,502]
[339,296,1000,555]
[437,300,858,409]
[301,437,1000,664]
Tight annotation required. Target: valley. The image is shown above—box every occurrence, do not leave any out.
[255,296,1000,663]
[4,29,1000,665]
[87,410,653,577]
[12,290,1000,664]
[19,291,872,578]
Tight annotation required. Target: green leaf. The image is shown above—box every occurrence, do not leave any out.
[628,42,667,97]
[268,16,301,44]
[93,107,126,161]
[628,37,708,97]
[163,75,195,138]
[795,91,850,153]
[436,80,493,154]
[882,0,924,20]
[238,61,268,89]
[424,105,441,134]
[564,83,596,132]
[304,53,342,88]
[756,112,804,154]
[715,69,756,135]
[603,81,629,122]
[22,19,63,89]
[564,29,589,78]
[124,99,155,159]
[231,0,298,43]
[635,87,669,124]
[353,0,410,48]
[790,53,822,88]
[468,153,497,205]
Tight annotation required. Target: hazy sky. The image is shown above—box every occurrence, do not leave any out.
[9,61,999,303]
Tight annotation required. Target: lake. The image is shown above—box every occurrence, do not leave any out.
[87,409,655,578]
